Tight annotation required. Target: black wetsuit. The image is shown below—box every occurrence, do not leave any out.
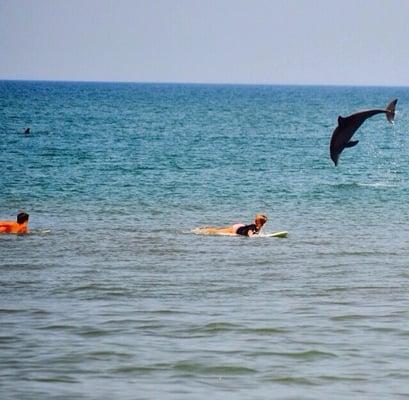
[236,224,259,236]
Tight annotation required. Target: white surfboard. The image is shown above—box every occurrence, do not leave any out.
[259,231,288,238]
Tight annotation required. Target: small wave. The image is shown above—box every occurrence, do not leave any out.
[70,283,101,292]
[198,322,241,333]
[325,181,397,189]
[0,308,25,314]
[38,324,75,331]
[169,322,242,337]
[173,361,257,375]
[0,335,19,343]
[318,375,366,382]
[150,309,187,315]
[28,376,78,384]
[267,349,337,360]
[360,182,397,188]
[77,327,111,338]
[330,314,369,321]
[69,284,129,297]
[385,372,409,379]
[266,376,317,385]
[111,366,157,374]
[241,327,289,335]
[368,326,398,333]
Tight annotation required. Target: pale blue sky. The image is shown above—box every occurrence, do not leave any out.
[1,0,409,85]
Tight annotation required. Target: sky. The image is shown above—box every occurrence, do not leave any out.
[1,0,409,86]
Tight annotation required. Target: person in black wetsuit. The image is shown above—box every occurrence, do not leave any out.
[195,214,268,237]
[235,214,268,236]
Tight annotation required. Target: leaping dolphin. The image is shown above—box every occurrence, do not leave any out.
[330,99,397,166]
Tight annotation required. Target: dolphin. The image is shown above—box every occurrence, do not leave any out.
[330,99,397,166]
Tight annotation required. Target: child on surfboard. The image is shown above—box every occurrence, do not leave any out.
[195,214,268,237]
[0,211,30,234]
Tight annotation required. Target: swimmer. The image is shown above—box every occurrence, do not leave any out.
[195,214,268,237]
[24,128,30,134]
[0,211,30,234]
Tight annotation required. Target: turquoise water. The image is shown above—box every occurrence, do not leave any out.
[1,81,409,399]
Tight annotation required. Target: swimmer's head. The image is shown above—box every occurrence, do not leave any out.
[255,214,267,227]
[17,212,29,224]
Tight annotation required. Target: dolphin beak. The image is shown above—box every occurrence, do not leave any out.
[331,154,338,166]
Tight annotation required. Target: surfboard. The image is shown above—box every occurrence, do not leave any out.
[260,231,288,238]
[191,228,288,238]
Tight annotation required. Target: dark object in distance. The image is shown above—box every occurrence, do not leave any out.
[330,99,397,166]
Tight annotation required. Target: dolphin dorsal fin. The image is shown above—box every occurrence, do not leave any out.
[338,116,347,127]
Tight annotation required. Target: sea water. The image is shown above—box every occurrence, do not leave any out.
[1,81,409,399]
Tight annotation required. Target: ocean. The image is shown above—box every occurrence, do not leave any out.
[1,81,409,399]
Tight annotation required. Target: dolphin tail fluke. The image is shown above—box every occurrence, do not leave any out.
[386,99,398,123]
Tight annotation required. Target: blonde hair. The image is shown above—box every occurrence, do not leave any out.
[255,214,267,224]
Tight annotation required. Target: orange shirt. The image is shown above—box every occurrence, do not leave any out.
[0,221,29,234]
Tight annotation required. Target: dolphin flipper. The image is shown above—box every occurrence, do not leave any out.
[345,140,359,148]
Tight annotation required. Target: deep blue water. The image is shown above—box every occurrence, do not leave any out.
[1,81,409,399]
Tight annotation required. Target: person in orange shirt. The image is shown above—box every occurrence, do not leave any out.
[0,211,30,234]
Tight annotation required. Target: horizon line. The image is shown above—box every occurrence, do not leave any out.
[0,78,408,89]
